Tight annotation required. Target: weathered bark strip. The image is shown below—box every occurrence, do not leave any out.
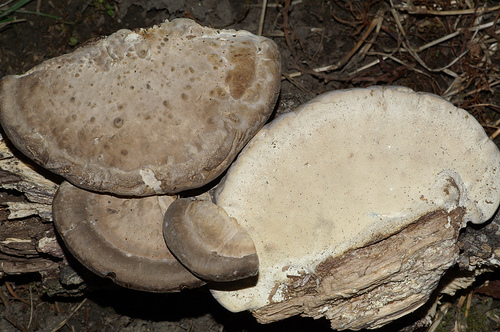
[458,209,500,270]
[0,133,63,279]
[252,209,464,330]
[0,217,60,273]
[0,134,59,219]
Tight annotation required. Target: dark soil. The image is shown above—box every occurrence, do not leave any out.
[1,0,500,331]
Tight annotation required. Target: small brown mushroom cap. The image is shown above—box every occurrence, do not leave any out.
[0,18,281,196]
[53,181,204,292]
[163,198,259,282]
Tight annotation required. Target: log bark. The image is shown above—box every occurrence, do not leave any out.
[252,209,463,330]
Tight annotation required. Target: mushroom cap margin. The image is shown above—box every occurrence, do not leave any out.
[53,181,204,292]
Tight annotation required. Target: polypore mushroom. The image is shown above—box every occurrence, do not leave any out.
[53,181,204,292]
[163,198,259,282]
[0,18,280,196]
[164,86,500,329]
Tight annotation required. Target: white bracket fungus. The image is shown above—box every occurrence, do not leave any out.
[184,86,500,328]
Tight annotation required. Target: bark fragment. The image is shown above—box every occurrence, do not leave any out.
[253,209,463,330]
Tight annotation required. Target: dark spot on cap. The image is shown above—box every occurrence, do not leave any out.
[229,114,240,123]
[113,117,124,128]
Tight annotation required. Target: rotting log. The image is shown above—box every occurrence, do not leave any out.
[252,209,463,330]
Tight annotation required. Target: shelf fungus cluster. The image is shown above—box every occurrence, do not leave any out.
[1,17,499,331]
[164,86,500,329]
[0,18,280,291]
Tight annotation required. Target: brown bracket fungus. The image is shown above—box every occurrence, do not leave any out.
[163,198,259,282]
[0,18,280,196]
[179,86,500,329]
[53,181,204,292]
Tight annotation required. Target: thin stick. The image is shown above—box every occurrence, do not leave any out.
[428,302,452,332]
[50,298,87,332]
[282,73,314,96]
[365,52,431,76]
[284,12,383,79]
[257,0,268,36]
[27,285,33,330]
[327,12,383,72]
[255,0,302,8]
[5,282,30,305]
[490,128,500,140]
[415,21,495,52]
[0,284,10,308]
[344,12,384,71]
[404,40,470,73]
[0,0,15,9]
[402,5,500,16]
[463,79,500,97]
[389,0,406,38]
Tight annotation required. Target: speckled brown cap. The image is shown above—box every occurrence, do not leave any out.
[53,181,204,292]
[0,18,280,196]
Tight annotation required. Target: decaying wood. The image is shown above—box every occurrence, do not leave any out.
[252,209,464,330]
[0,133,59,219]
[458,209,500,269]
[0,133,63,279]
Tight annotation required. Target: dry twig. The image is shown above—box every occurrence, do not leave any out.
[50,298,87,332]
[401,4,500,16]
[5,282,29,305]
[257,0,268,36]
[284,10,383,79]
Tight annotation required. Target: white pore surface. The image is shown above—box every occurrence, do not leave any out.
[210,86,500,312]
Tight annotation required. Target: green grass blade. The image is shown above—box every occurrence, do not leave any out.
[16,9,62,20]
[0,0,33,19]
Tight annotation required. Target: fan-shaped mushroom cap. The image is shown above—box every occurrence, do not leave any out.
[53,181,204,292]
[0,18,280,196]
[209,86,500,312]
[163,198,258,282]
